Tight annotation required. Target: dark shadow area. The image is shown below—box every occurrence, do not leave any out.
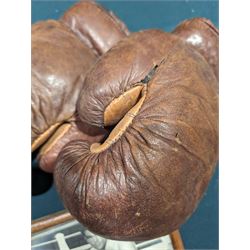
[32,158,53,196]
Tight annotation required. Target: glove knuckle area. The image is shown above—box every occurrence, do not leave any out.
[55,31,218,240]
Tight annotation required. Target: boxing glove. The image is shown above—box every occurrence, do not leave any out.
[173,17,219,81]
[54,29,218,240]
[32,0,129,173]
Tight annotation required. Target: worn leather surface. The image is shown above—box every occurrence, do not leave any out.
[61,0,130,56]
[55,30,218,240]
[32,0,128,172]
[32,20,97,149]
[103,85,144,126]
[173,17,219,81]
[78,30,179,127]
[38,118,107,173]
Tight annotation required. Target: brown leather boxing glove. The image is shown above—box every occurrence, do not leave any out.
[31,0,129,173]
[54,29,218,240]
[173,17,219,81]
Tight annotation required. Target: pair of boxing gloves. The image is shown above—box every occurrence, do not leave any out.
[32,0,218,241]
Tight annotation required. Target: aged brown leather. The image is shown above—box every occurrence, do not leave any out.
[54,29,218,240]
[61,0,130,56]
[38,118,107,173]
[31,20,97,151]
[32,0,129,172]
[173,17,219,81]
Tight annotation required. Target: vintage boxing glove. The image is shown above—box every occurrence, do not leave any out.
[54,29,218,240]
[32,0,129,173]
[173,17,219,81]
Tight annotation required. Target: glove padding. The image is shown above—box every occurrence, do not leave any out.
[54,29,218,240]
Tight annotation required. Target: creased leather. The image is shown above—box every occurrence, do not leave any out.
[39,119,107,173]
[32,20,97,148]
[77,30,178,127]
[55,30,218,240]
[32,0,129,172]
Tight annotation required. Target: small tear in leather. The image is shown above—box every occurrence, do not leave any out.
[140,65,158,84]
